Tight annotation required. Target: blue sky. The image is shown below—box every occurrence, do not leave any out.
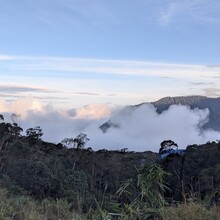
[1,0,220,109]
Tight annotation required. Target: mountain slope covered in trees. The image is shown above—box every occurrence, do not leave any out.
[0,113,219,219]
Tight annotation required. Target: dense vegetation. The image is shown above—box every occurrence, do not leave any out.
[0,114,219,219]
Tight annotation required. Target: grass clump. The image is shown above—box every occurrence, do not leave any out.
[0,188,85,220]
[162,202,220,220]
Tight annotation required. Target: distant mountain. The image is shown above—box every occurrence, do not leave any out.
[100,96,220,132]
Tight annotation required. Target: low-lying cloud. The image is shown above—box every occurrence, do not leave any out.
[0,97,220,152]
[86,104,219,152]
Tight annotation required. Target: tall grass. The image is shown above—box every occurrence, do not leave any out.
[0,188,86,220]
[0,187,219,220]
[161,202,220,220]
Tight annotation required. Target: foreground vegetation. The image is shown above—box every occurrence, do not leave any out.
[0,114,219,219]
[0,186,219,220]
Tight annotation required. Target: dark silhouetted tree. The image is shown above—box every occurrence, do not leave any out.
[26,126,43,140]
[0,114,4,122]
[11,123,23,141]
[159,140,178,154]
[73,133,89,149]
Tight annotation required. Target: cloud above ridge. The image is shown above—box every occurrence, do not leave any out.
[86,104,217,152]
[1,96,220,152]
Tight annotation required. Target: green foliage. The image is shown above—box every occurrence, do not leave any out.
[162,202,220,220]
[159,140,178,154]
[0,187,82,220]
[137,163,170,208]
[113,163,170,219]
[0,115,219,218]
[0,114,4,121]
[1,175,25,195]
[73,133,90,149]
[26,126,43,140]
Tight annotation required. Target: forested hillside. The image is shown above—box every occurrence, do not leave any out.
[0,114,219,219]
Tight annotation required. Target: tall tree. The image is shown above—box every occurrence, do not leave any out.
[26,126,43,140]
[73,133,89,149]
[0,114,4,122]
[159,140,178,154]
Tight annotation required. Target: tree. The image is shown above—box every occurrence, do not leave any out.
[11,123,23,141]
[0,121,22,149]
[61,137,75,148]
[0,114,4,122]
[159,140,178,154]
[26,126,43,140]
[73,133,89,149]
[0,122,13,150]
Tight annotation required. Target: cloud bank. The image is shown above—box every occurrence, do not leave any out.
[87,104,220,152]
[0,97,219,152]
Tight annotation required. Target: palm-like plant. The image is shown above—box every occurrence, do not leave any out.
[113,163,170,219]
[138,163,170,208]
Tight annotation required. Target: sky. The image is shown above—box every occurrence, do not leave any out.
[1,0,220,108]
[0,0,220,149]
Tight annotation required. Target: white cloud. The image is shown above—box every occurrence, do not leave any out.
[1,96,220,152]
[0,55,13,60]
[1,54,220,108]
[203,88,220,97]
[86,104,220,152]
[73,104,111,119]
[0,54,219,81]
[0,96,43,117]
[158,0,220,26]
[159,2,182,26]
[0,96,113,143]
